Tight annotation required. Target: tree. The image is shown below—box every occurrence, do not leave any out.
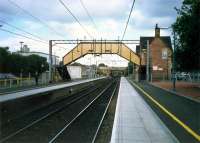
[0,47,48,85]
[26,54,48,85]
[8,53,27,76]
[0,47,10,73]
[173,0,200,71]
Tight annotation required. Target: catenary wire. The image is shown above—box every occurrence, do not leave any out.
[0,19,48,42]
[79,0,97,29]
[58,0,93,39]
[0,28,48,44]
[7,0,66,39]
[121,0,136,40]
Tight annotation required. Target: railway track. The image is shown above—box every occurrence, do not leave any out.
[49,78,119,143]
[1,78,119,143]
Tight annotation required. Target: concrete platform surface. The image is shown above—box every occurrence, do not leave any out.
[0,77,105,102]
[110,77,179,143]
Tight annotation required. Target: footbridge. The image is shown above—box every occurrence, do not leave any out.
[62,40,140,66]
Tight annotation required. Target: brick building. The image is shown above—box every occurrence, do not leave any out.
[137,24,173,81]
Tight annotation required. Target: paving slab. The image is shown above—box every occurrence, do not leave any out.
[110,77,179,143]
[0,77,105,102]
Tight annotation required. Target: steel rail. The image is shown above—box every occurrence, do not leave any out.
[91,80,119,143]
[0,82,94,126]
[0,84,100,143]
[48,81,115,143]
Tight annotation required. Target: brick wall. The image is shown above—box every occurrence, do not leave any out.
[150,38,172,81]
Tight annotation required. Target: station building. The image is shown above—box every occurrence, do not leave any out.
[137,25,173,81]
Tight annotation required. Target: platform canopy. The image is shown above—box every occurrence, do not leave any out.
[63,41,140,65]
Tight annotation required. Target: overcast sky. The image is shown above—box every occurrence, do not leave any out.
[0,0,182,66]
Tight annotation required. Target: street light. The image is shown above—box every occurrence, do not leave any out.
[20,41,24,52]
[172,30,176,91]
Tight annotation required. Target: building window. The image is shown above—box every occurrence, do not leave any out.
[162,49,168,59]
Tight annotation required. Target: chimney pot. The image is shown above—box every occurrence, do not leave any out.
[155,24,160,38]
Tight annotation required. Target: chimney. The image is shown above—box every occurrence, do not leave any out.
[155,24,160,38]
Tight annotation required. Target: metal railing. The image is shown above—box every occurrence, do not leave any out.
[174,72,200,83]
[0,78,35,89]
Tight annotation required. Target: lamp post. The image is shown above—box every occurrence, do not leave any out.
[172,30,176,91]
[146,40,150,82]
[160,26,176,90]
[20,41,24,52]
[49,40,52,83]
[41,64,44,84]
[128,62,129,77]
[20,69,23,86]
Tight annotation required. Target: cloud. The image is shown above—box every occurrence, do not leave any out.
[136,0,182,18]
[0,0,182,66]
[0,0,182,31]
[0,0,132,22]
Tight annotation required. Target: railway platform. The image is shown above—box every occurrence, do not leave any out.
[110,77,179,143]
[0,77,105,102]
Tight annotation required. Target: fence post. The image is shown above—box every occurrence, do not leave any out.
[28,72,31,86]
[163,73,165,81]
[10,79,12,88]
[17,79,19,87]
[20,72,23,87]
[4,79,7,88]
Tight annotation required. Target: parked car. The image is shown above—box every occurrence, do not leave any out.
[175,72,191,81]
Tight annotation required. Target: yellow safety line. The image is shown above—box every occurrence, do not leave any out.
[130,80,200,141]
